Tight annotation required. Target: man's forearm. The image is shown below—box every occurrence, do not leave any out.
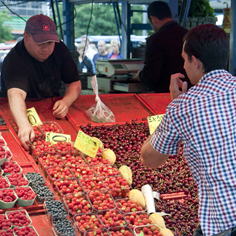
[63,80,82,107]
[7,88,35,149]
[141,139,169,169]
[7,89,28,128]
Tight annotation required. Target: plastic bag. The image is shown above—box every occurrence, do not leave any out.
[86,75,115,123]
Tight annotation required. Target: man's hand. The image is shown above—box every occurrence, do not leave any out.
[52,80,81,118]
[169,73,188,101]
[7,88,35,150]
[53,100,69,118]
[18,124,35,150]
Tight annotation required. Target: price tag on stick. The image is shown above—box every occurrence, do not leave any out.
[147,114,165,135]
[45,132,71,144]
[74,130,99,158]
[27,107,42,127]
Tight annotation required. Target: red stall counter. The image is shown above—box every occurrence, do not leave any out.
[0,98,55,122]
[0,98,79,141]
[138,93,171,114]
[62,94,156,129]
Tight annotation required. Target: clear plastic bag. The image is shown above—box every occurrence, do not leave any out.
[86,75,115,123]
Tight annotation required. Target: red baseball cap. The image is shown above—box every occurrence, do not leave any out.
[25,14,60,44]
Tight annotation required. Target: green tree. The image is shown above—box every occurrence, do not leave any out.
[0,10,13,43]
[188,0,215,17]
[74,3,144,38]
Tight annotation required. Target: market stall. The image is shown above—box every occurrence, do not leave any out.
[0,94,198,236]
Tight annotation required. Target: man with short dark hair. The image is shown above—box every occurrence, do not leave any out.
[1,14,81,150]
[135,1,190,93]
[141,24,236,236]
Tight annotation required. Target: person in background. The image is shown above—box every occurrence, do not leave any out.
[135,1,190,93]
[106,43,112,54]
[90,43,98,53]
[81,35,97,61]
[93,40,109,66]
[77,43,96,74]
[0,14,81,150]
[108,39,121,59]
[141,24,236,236]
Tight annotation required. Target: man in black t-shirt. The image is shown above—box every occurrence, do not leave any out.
[1,14,81,150]
[135,1,190,93]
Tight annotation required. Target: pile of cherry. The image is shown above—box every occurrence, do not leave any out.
[80,120,199,235]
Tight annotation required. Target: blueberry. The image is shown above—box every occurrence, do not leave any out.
[25,172,46,185]
[53,218,76,235]
[45,200,67,218]
[31,184,54,202]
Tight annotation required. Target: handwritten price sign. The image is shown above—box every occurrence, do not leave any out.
[74,130,99,158]
[45,132,71,144]
[26,107,42,127]
[147,114,165,135]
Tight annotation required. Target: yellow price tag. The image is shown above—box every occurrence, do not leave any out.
[147,114,165,135]
[45,132,71,144]
[27,107,42,127]
[74,130,99,158]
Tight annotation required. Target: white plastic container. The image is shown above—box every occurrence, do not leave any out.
[1,161,22,176]
[15,186,36,207]
[6,209,32,227]
[7,173,28,188]
[0,176,11,189]
[0,189,18,209]
[13,225,39,236]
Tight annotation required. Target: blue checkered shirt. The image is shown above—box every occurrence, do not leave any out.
[151,70,236,235]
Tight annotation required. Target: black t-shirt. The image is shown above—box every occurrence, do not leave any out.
[139,21,190,93]
[1,40,80,98]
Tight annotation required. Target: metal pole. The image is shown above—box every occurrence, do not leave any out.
[169,0,179,22]
[113,3,121,43]
[50,0,57,26]
[121,1,128,59]
[142,5,147,36]
[182,0,192,28]
[62,0,75,53]
[54,0,63,40]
